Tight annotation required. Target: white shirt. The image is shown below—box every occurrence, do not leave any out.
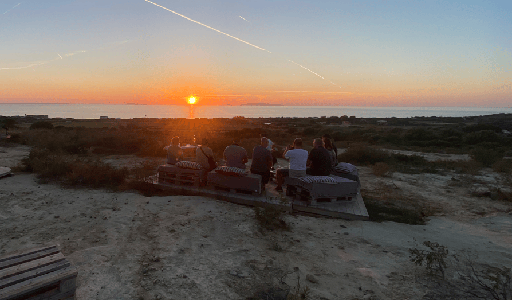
[266,139,274,151]
[284,149,308,170]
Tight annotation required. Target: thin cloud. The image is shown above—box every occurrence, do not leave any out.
[2,2,21,15]
[1,40,130,71]
[270,91,352,94]
[239,16,248,22]
[144,0,271,53]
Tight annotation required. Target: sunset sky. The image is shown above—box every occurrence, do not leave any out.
[1,0,511,106]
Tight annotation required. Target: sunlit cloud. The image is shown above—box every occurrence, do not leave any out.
[270,91,352,94]
[144,0,271,53]
[2,2,21,15]
[203,95,244,97]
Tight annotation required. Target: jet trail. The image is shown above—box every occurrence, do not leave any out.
[144,0,271,53]
[3,3,21,15]
[239,16,248,22]
[57,53,63,59]
[144,0,339,86]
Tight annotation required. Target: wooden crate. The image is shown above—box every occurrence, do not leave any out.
[0,245,77,300]
[284,176,358,205]
[207,172,262,195]
[158,165,207,187]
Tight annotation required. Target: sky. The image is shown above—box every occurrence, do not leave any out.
[0,0,511,107]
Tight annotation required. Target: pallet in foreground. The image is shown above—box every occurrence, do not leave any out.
[0,167,12,179]
[0,245,77,300]
[154,181,369,220]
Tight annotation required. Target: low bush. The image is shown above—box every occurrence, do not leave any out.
[470,147,503,167]
[338,144,388,165]
[372,162,390,176]
[493,159,512,173]
[254,206,289,232]
[29,121,54,130]
[65,160,128,189]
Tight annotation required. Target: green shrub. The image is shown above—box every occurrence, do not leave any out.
[338,144,388,165]
[470,147,503,167]
[29,121,54,130]
[254,206,289,232]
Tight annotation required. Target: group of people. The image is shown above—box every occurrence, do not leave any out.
[166,134,339,192]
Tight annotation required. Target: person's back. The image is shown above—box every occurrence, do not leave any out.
[167,136,183,165]
[307,139,332,176]
[285,148,308,178]
[223,139,248,169]
[196,139,216,170]
[323,137,337,167]
[251,144,272,173]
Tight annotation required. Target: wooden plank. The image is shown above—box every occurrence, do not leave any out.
[0,259,70,290]
[0,253,65,279]
[0,246,60,271]
[155,181,368,220]
[0,266,77,300]
[0,246,58,265]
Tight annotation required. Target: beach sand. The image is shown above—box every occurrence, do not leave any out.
[1,145,511,299]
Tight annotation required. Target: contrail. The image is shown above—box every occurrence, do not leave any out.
[3,3,21,15]
[144,0,271,53]
[144,0,339,86]
[1,61,48,70]
[57,53,63,59]
[288,60,324,80]
[239,16,248,22]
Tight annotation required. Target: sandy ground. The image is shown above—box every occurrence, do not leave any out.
[1,145,512,300]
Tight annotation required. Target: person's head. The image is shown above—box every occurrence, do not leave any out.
[261,137,269,148]
[171,136,180,146]
[323,137,333,149]
[313,138,323,148]
[293,138,303,149]
[201,138,209,146]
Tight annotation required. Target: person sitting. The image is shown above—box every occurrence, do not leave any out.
[275,138,308,191]
[306,138,332,176]
[322,134,338,157]
[223,136,248,169]
[323,137,338,167]
[196,138,216,171]
[250,137,273,191]
[166,136,183,165]
[261,133,277,167]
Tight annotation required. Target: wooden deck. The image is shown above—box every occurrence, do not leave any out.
[154,178,369,220]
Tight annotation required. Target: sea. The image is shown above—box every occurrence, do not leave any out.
[0,104,510,119]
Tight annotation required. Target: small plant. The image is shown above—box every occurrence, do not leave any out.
[372,162,390,176]
[254,206,289,232]
[287,274,310,300]
[409,241,449,278]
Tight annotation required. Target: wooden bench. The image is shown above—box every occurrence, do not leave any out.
[158,165,208,187]
[284,176,358,205]
[0,245,78,300]
[207,172,262,195]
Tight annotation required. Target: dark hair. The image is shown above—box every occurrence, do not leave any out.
[322,133,331,139]
[293,138,302,147]
[324,137,333,150]
[171,136,180,145]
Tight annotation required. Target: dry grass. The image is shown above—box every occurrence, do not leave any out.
[372,162,390,176]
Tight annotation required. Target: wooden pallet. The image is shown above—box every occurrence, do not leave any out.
[0,245,78,300]
[158,165,207,187]
[0,167,12,180]
[284,176,358,205]
[207,172,262,195]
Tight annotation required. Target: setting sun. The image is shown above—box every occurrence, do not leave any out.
[187,96,197,105]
